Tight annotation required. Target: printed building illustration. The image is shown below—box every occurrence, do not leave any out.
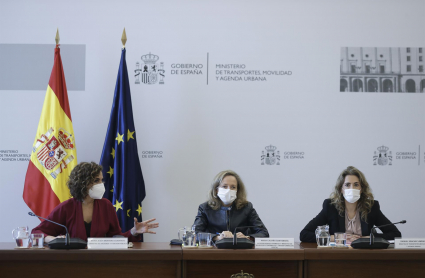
[340,47,425,93]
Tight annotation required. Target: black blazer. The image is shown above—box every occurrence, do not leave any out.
[300,199,401,242]
[193,201,269,238]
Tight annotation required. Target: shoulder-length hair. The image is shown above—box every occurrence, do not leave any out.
[207,170,248,210]
[67,162,103,202]
[330,166,374,222]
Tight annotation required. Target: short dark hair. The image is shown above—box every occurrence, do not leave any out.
[67,162,103,202]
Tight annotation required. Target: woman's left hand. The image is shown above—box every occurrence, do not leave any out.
[346,234,361,244]
[236,232,250,239]
[132,218,159,235]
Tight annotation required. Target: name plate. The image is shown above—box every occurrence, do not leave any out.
[395,238,425,249]
[87,237,128,249]
[255,238,294,249]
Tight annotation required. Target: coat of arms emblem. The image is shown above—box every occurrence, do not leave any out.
[135,53,165,85]
[231,270,254,278]
[373,145,392,166]
[33,127,75,178]
[261,145,280,165]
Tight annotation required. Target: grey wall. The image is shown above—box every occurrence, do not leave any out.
[0,44,85,90]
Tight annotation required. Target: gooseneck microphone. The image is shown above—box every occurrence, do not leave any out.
[370,220,406,245]
[352,220,406,249]
[233,226,256,245]
[215,226,256,249]
[28,212,70,245]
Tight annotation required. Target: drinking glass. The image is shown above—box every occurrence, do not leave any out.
[178,226,197,247]
[31,233,44,248]
[12,226,31,248]
[334,232,346,247]
[198,233,212,248]
[315,225,330,247]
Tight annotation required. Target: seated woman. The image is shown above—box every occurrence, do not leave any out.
[193,170,269,241]
[300,166,401,243]
[32,162,158,243]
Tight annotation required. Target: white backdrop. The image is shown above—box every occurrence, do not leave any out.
[0,0,424,243]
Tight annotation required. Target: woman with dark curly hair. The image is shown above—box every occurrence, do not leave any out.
[32,162,158,242]
[300,166,401,243]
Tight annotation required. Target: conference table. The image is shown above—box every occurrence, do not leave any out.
[1,242,424,278]
[0,242,181,278]
[182,242,304,278]
[301,242,425,278]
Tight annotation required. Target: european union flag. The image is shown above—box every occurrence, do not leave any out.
[100,48,145,239]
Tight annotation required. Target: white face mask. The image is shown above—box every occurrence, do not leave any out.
[88,183,105,199]
[343,189,361,203]
[217,188,237,205]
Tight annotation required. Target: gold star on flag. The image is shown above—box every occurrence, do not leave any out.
[107,166,114,177]
[127,129,135,141]
[116,132,124,145]
[110,185,114,192]
[127,209,131,217]
[111,148,115,159]
[136,204,142,216]
[113,200,123,212]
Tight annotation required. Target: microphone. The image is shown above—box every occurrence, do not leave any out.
[351,220,406,249]
[233,226,256,245]
[370,220,406,245]
[28,212,86,249]
[215,226,256,249]
[28,212,70,245]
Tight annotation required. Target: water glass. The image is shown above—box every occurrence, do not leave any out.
[12,226,31,248]
[317,235,330,247]
[334,232,346,247]
[31,233,44,248]
[15,238,31,248]
[316,225,330,247]
[198,233,212,248]
[178,228,197,247]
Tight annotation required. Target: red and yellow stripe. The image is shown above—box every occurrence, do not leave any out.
[23,47,77,218]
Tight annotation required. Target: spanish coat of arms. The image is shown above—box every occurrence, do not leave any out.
[261,145,280,165]
[33,127,75,178]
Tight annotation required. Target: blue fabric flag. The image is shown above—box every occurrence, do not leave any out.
[100,48,145,240]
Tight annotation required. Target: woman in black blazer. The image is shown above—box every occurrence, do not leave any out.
[300,166,401,243]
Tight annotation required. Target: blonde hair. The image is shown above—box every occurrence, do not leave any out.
[330,166,374,222]
[207,170,248,210]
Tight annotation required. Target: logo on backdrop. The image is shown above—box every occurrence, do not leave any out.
[141,151,163,159]
[373,145,392,166]
[0,150,30,162]
[261,145,280,165]
[33,127,75,178]
[135,53,165,85]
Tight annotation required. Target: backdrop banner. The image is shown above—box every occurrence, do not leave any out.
[0,0,424,242]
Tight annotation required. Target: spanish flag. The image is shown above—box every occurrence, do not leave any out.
[23,45,77,218]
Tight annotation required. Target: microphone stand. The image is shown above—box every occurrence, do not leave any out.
[28,212,70,246]
[215,225,257,249]
[233,226,256,245]
[351,220,406,249]
[370,228,375,245]
[370,220,406,245]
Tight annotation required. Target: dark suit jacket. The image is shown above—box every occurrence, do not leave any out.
[300,199,401,242]
[194,201,269,238]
